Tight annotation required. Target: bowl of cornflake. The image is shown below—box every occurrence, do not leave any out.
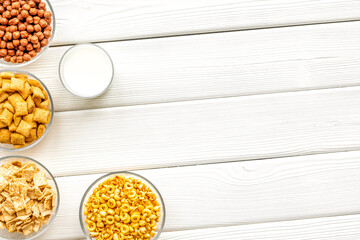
[0,156,59,240]
[80,172,165,240]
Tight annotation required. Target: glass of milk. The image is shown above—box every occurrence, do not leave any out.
[59,43,114,98]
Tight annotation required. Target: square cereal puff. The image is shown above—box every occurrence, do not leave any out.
[8,93,25,106]
[14,144,26,149]
[31,86,45,99]
[0,92,8,103]
[14,115,21,127]
[0,72,15,79]
[15,102,28,116]
[26,96,35,113]
[10,77,26,92]
[33,97,41,107]
[20,82,32,100]
[0,108,13,126]
[16,120,33,138]
[0,129,10,143]
[37,124,46,138]
[10,133,25,145]
[2,80,14,93]
[14,74,28,80]
[39,99,50,110]
[9,122,16,132]
[33,108,50,124]
[42,90,49,100]
[25,129,37,142]
[27,79,43,90]
[23,114,37,129]
[3,101,14,113]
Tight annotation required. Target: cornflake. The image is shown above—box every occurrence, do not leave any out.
[0,161,56,235]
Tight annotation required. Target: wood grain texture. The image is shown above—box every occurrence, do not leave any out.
[50,0,360,45]
[158,215,360,240]
[63,214,360,240]
[38,152,360,239]
[21,21,360,112]
[8,85,360,176]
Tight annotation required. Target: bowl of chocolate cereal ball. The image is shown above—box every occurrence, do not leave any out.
[0,0,55,66]
[0,156,59,240]
[79,172,165,240]
[0,70,54,151]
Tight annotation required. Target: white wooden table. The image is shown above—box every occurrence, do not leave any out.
[2,0,360,239]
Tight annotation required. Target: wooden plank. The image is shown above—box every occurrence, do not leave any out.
[23,21,360,112]
[38,152,360,239]
[158,215,360,240]
[50,0,360,45]
[12,85,360,176]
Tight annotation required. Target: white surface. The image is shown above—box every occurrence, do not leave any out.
[19,21,360,112]
[1,1,360,239]
[13,86,360,177]
[50,0,360,44]
[59,44,113,98]
[38,151,360,239]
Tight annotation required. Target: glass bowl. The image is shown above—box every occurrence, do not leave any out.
[0,156,60,240]
[0,0,55,67]
[0,69,54,152]
[79,172,166,240]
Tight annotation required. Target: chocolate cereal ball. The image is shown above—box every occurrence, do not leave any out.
[0,0,52,63]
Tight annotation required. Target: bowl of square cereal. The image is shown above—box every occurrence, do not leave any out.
[0,70,53,151]
[80,172,165,240]
[0,156,59,240]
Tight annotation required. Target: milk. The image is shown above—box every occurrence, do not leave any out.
[59,44,113,98]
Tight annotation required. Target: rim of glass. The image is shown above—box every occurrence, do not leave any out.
[79,171,166,240]
[58,43,114,99]
[0,155,60,240]
[0,69,54,152]
[0,0,56,68]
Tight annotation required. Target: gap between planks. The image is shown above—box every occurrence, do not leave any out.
[19,21,360,112]
[50,0,360,45]
[37,150,360,239]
